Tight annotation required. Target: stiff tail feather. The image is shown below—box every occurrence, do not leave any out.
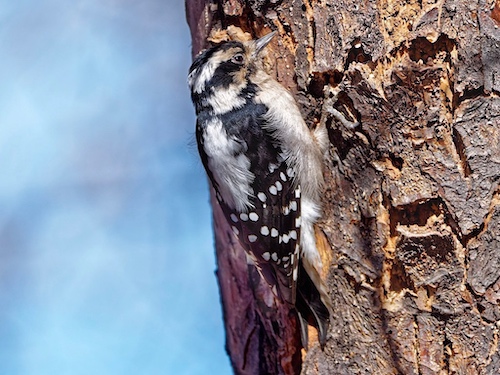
[295,263,331,349]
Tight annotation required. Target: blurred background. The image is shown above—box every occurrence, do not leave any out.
[0,1,231,374]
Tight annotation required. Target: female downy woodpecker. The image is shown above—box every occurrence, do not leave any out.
[188,32,332,348]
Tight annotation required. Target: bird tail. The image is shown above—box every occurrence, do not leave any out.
[295,262,331,349]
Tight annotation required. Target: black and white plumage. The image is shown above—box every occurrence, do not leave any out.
[188,32,332,348]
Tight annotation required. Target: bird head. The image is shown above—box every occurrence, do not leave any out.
[188,32,276,97]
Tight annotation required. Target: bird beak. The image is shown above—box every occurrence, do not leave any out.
[254,31,276,55]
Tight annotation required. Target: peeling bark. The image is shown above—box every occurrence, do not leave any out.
[185,0,500,374]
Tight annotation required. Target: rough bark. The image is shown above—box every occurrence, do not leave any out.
[186,0,500,374]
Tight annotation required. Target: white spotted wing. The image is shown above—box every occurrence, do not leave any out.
[218,160,301,306]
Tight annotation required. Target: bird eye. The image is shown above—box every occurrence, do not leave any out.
[232,53,245,64]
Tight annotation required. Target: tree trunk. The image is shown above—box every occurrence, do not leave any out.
[185,0,500,374]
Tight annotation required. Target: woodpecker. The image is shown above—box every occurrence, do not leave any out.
[188,31,331,348]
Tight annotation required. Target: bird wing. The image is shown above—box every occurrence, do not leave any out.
[218,105,301,306]
[218,160,301,306]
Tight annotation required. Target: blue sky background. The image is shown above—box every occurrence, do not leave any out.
[0,1,231,374]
